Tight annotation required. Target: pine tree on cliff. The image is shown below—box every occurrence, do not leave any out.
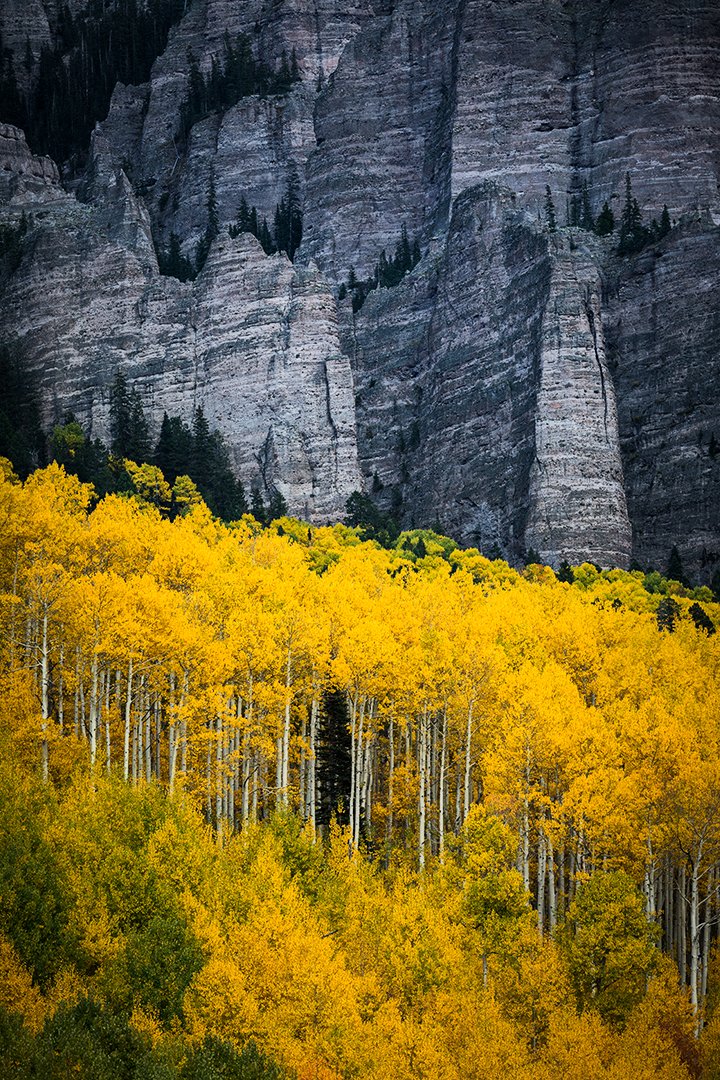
[544,186,557,232]
[594,201,615,236]
[666,545,685,585]
[109,372,150,462]
[618,173,648,255]
[195,174,219,273]
[580,181,594,231]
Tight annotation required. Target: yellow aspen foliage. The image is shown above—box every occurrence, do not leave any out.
[0,935,45,1033]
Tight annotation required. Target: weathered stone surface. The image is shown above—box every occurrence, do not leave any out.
[0,164,361,521]
[606,222,720,579]
[451,0,720,220]
[524,236,631,569]
[303,0,459,280]
[0,123,62,203]
[0,0,719,575]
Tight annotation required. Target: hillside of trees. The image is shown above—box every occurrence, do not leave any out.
[1,459,720,1076]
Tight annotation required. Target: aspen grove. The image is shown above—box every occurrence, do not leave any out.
[2,458,720,1078]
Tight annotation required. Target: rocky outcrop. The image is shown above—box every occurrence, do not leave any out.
[0,0,719,575]
[524,236,631,569]
[0,156,361,520]
[606,221,720,579]
[0,123,62,203]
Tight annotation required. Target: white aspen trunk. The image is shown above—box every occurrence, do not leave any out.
[180,670,189,775]
[144,706,151,783]
[74,679,79,739]
[678,866,687,984]
[547,829,557,933]
[275,734,283,801]
[537,827,547,934]
[644,837,657,919]
[455,767,462,832]
[463,700,474,821]
[89,651,99,769]
[206,722,212,821]
[349,692,357,840]
[168,670,176,793]
[216,714,223,838]
[309,694,318,834]
[40,608,50,781]
[105,669,112,774]
[154,697,161,780]
[558,843,565,919]
[521,796,530,892]
[438,707,447,862]
[242,729,251,825]
[354,697,365,847]
[418,707,427,870]
[666,858,674,954]
[702,866,714,1006]
[123,660,133,783]
[388,714,395,846]
[281,646,292,806]
[58,648,64,732]
[132,718,138,784]
[300,714,307,819]
[690,853,701,1014]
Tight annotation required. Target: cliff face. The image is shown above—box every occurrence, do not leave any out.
[0,0,719,574]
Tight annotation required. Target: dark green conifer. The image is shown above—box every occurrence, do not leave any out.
[544,186,557,232]
[594,201,615,236]
[666,545,685,584]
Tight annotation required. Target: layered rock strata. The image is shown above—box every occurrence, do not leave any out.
[0,0,719,573]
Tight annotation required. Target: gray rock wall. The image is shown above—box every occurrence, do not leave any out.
[1,0,719,574]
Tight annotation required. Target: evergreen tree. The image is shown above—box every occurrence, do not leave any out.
[544,186,557,232]
[659,205,671,238]
[250,486,267,525]
[0,344,45,478]
[580,181,594,231]
[267,486,288,522]
[657,596,681,632]
[190,406,213,489]
[711,568,720,603]
[618,173,648,255]
[594,201,615,236]
[158,231,194,282]
[557,559,575,584]
[273,168,303,261]
[109,372,150,462]
[109,371,133,457]
[154,413,194,483]
[129,391,151,463]
[666,545,685,584]
[195,173,219,273]
[688,602,716,636]
[316,690,352,828]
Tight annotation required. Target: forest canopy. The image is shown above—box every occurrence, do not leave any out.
[1,460,720,1078]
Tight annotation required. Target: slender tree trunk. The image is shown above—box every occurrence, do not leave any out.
[387,715,395,848]
[547,829,557,933]
[58,648,64,732]
[678,866,687,984]
[281,646,292,806]
[40,608,50,781]
[123,659,133,782]
[537,826,547,934]
[463,700,474,821]
[439,707,447,862]
[354,696,365,847]
[309,694,318,834]
[690,851,702,1014]
[89,651,99,769]
[419,706,428,870]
